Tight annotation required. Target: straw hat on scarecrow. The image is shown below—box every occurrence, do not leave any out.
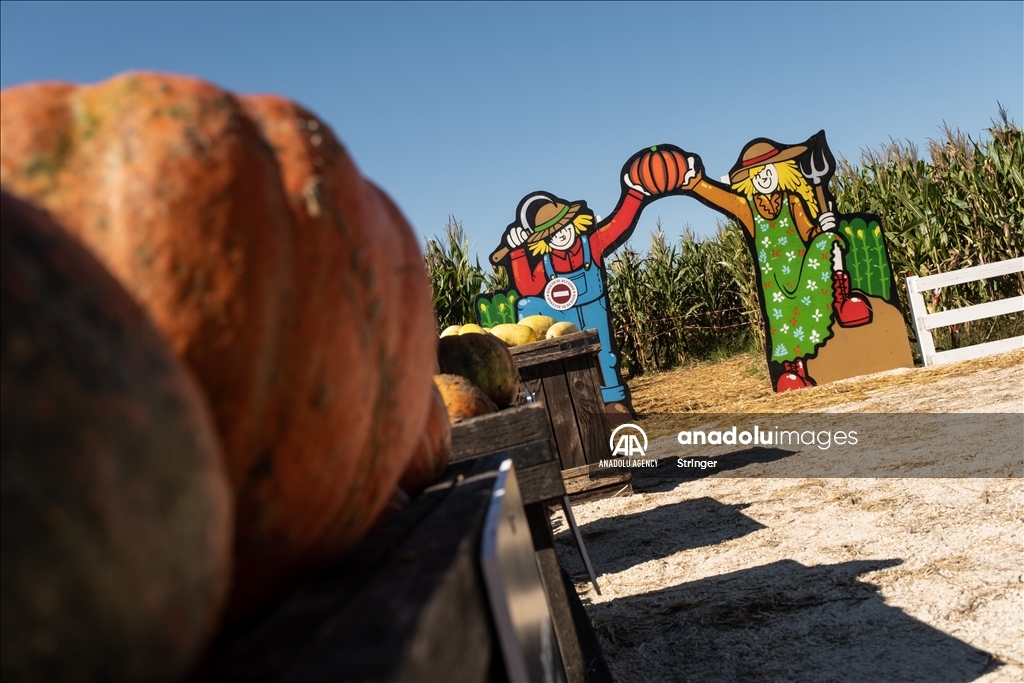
[728,139,808,184]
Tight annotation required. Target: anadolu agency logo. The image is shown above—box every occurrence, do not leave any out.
[610,423,647,457]
[600,424,659,468]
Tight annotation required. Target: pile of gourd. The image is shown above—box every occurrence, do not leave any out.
[433,315,578,424]
[441,314,578,346]
[0,73,446,681]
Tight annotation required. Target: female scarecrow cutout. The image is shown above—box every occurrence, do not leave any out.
[686,137,874,391]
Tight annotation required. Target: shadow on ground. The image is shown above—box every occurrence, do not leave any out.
[554,497,765,577]
[622,447,800,494]
[581,558,1001,682]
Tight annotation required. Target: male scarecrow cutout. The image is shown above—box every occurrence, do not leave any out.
[489,150,696,416]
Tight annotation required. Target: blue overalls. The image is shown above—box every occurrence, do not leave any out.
[516,235,625,403]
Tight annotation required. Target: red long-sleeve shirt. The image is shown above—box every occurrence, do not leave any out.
[509,189,645,296]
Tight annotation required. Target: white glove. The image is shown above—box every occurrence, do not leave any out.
[506,225,530,249]
[680,157,699,189]
[818,211,836,232]
[623,173,651,196]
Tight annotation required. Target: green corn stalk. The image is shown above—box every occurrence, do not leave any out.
[429,110,1021,364]
[424,217,486,331]
[833,107,1022,349]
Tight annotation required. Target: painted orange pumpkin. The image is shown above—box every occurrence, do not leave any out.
[0,73,437,618]
[628,146,690,194]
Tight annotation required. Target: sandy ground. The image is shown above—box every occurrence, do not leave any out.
[552,349,1024,683]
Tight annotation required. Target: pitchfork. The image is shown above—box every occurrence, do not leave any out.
[798,130,835,215]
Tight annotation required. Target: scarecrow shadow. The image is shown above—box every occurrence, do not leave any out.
[628,447,800,494]
[553,497,765,576]
[584,558,1002,683]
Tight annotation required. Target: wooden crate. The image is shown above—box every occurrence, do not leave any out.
[450,403,611,681]
[509,330,632,500]
[202,406,615,682]
[202,452,612,683]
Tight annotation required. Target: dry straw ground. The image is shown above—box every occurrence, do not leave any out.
[553,349,1023,683]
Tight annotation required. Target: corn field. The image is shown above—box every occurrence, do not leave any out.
[424,217,507,331]
[426,112,1023,375]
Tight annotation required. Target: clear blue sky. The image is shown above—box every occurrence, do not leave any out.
[2,1,1021,263]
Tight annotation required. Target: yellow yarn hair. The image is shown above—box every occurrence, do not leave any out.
[526,212,593,256]
[529,240,552,256]
[732,160,819,218]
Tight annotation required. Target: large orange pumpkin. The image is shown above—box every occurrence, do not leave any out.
[0,73,437,617]
[1,192,232,680]
[627,145,690,194]
[398,383,453,497]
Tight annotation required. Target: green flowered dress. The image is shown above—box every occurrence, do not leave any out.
[752,194,840,362]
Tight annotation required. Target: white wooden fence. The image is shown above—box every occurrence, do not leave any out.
[905,257,1024,367]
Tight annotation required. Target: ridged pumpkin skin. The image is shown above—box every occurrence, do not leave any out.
[628,145,690,194]
[0,193,232,681]
[0,73,437,617]
[398,383,453,497]
[434,374,498,423]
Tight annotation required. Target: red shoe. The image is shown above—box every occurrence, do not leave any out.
[776,359,813,392]
[832,270,872,327]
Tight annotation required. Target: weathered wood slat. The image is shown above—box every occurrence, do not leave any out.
[516,460,568,506]
[525,505,587,683]
[281,455,507,683]
[562,354,611,466]
[519,364,547,408]
[562,464,632,500]
[514,342,604,369]
[558,567,614,683]
[511,333,626,500]
[499,439,560,470]
[201,461,479,683]
[451,403,552,462]
[542,367,588,470]
[589,360,605,405]
[509,329,602,368]
[456,442,564,506]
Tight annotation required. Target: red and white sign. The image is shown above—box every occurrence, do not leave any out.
[543,277,578,311]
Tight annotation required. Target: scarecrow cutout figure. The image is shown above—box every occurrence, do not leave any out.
[683,131,913,390]
[483,134,911,401]
[485,147,696,416]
